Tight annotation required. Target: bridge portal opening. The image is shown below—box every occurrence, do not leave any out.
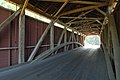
[84,35,101,49]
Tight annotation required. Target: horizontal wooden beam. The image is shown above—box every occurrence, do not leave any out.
[76,29,100,32]
[38,0,108,5]
[82,20,97,26]
[73,26,101,31]
[79,28,100,30]
[60,17,103,20]
[80,30,99,34]
[58,4,108,16]
[81,32,99,35]
[74,24,101,29]
[66,20,93,24]
[0,45,54,51]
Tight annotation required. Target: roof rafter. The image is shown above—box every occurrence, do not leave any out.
[58,3,108,16]
[20,0,29,16]
[78,28,100,32]
[60,17,103,20]
[96,20,103,25]
[7,0,109,35]
[67,9,94,23]
[81,20,98,26]
[95,8,106,16]
[54,0,69,17]
[38,0,108,5]
[74,24,101,29]
[66,20,93,24]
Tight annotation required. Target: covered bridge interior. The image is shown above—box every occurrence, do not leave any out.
[0,0,120,80]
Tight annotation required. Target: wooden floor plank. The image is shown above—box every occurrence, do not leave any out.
[0,48,110,80]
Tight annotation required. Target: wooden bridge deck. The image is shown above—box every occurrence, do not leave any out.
[0,47,109,80]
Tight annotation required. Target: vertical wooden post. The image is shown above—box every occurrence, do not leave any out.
[81,36,84,46]
[67,32,72,50]
[80,35,82,44]
[71,30,74,49]
[76,32,78,47]
[104,27,107,47]
[76,32,79,42]
[79,34,81,45]
[73,32,78,48]
[18,0,29,63]
[105,26,108,48]
[102,43,116,80]
[107,24,111,55]
[50,24,54,50]
[108,13,120,80]
[77,35,80,47]
[73,33,77,42]
[18,10,25,63]
[102,29,105,45]
[64,27,67,51]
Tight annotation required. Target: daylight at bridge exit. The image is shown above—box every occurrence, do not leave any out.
[0,0,120,80]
